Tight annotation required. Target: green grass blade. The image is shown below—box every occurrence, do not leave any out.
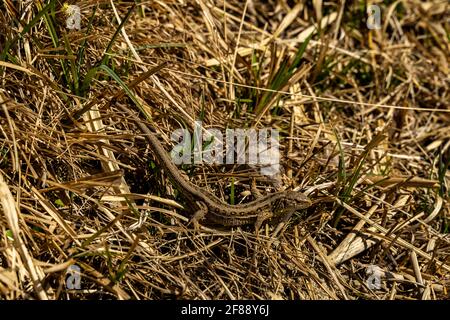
[80,4,136,96]
[76,5,98,76]
[100,65,142,108]
[99,3,136,67]
[0,0,57,61]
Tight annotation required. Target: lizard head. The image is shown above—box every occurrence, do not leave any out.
[283,191,312,210]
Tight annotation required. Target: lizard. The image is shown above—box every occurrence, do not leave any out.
[116,104,312,228]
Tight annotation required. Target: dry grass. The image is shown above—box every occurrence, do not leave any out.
[0,0,449,300]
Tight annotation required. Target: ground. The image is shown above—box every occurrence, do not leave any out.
[0,0,449,300]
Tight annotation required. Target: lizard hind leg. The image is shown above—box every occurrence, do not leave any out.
[189,201,208,230]
[254,210,273,233]
[251,177,263,199]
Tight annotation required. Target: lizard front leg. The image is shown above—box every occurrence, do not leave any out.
[254,210,273,232]
[189,201,208,230]
[251,178,273,232]
[251,177,263,198]
[272,207,298,237]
